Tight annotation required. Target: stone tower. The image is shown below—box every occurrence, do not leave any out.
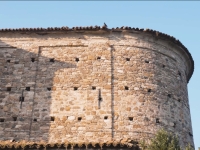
[0,26,194,149]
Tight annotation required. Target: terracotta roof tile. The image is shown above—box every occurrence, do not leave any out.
[0,140,139,149]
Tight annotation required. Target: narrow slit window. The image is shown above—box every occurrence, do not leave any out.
[125,86,129,90]
[78,117,82,121]
[129,117,133,121]
[13,117,17,121]
[178,71,181,76]
[75,58,79,62]
[104,116,108,120]
[50,117,55,122]
[168,94,171,98]
[26,87,30,91]
[126,58,130,61]
[148,89,151,93]
[156,118,160,123]
[7,87,11,91]
[0,118,5,122]
[74,87,78,91]
[31,58,35,62]
[92,86,96,90]
[50,58,54,62]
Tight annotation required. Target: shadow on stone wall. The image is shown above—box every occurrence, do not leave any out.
[0,40,76,142]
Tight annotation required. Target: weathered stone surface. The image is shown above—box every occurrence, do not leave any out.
[0,29,194,148]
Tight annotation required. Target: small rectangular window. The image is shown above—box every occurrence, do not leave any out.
[129,117,133,121]
[7,87,11,91]
[125,86,129,90]
[78,117,82,121]
[13,117,17,121]
[31,58,35,62]
[47,87,51,91]
[97,56,101,60]
[104,116,108,120]
[148,89,151,92]
[0,118,5,122]
[26,87,30,91]
[51,117,55,122]
[50,58,54,62]
[75,58,79,62]
[168,94,171,98]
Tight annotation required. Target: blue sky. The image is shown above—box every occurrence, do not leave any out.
[0,1,199,149]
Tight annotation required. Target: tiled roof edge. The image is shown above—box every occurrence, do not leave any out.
[0,140,139,149]
[0,26,194,82]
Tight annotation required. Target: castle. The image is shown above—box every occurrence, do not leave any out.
[0,25,194,149]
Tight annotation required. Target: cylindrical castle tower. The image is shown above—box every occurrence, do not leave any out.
[0,26,194,149]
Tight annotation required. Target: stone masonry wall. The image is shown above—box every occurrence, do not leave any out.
[0,30,194,148]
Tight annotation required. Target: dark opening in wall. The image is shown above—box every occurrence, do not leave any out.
[75,58,79,62]
[129,117,133,121]
[33,118,37,122]
[156,118,160,123]
[178,71,181,77]
[31,58,35,62]
[126,58,130,61]
[104,116,108,120]
[97,56,101,60]
[189,132,193,137]
[178,99,181,102]
[74,87,78,91]
[162,65,165,68]
[47,88,51,91]
[0,118,5,122]
[50,58,54,62]
[148,89,151,92]
[145,60,149,63]
[92,86,96,90]
[78,117,82,121]
[7,60,10,63]
[50,117,55,122]
[173,122,176,128]
[12,117,17,121]
[125,86,129,90]
[7,87,11,91]
[168,94,171,98]
[26,87,30,91]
